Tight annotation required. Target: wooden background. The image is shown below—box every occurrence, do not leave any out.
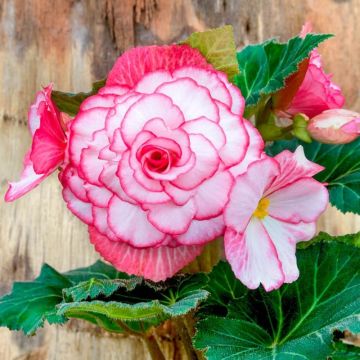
[0,0,359,359]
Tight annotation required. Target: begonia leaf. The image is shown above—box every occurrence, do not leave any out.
[51,79,105,116]
[183,25,239,81]
[194,239,360,359]
[58,274,209,326]
[0,264,71,335]
[235,34,332,107]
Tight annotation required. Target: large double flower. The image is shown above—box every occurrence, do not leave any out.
[60,45,263,280]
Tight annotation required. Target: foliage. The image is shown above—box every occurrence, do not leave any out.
[183,25,239,81]
[234,34,331,108]
[51,79,105,116]
[194,238,360,359]
[0,262,208,335]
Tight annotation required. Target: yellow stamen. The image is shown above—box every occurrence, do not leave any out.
[253,198,270,219]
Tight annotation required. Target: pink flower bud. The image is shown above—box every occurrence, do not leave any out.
[308,109,360,144]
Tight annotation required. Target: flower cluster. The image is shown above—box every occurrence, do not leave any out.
[7,25,356,291]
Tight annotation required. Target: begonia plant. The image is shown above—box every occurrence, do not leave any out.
[1,24,359,360]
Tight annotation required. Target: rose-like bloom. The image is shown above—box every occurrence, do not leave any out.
[286,22,344,118]
[60,44,263,281]
[224,147,328,291]
[308,109,360,144]
[5,84,68,202]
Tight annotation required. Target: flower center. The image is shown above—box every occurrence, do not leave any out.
[137,142,180,176]
[253,197,270,219]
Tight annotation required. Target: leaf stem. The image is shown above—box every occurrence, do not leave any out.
[174,317,199,360]
[117,320,166,360]
[142,332,166,360]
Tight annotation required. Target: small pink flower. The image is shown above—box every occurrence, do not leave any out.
[286,22,345,118]
[61,45,264,281]
[224,147,328,291]
[308,109,360,144]
[5,84,67,202]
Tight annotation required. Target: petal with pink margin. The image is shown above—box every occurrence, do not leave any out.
[224,218,285,291]
[108,195,166,248]
[229,120,264,177]
[92,206,118,241]
[267,178,328,223]
[118,151,171,204]
[163,182,194,206]
[59,165,88,202]
[173,66,231,107]
[224,157,279,233]
[106,93,143,138]
[28,84,57,135]
[182,117,226,150]
[143,118,192,167]
[217,102,249,167]
[79,130,109,186]
[121,93,185,146]
[171,134,220,190]
[175,215,224,246]
[4,152,48,202]
[267,146,324,194]
[135,70,173,93]
[156,78,219,122]
[262,216,316,283]
[69,107,110,165]
[89,226,204,281]
[86,184,113,208]
[193,170,234,220]
[99,163,137,204]
[79,94,117,111]
[217,72,245,115]
[98,85,130,96]
[146,199,197,235]
[62,186,93,225]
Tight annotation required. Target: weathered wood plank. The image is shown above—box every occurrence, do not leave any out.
[0,0,359,358]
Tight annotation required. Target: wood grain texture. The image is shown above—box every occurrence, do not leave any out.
[0,0,359,358]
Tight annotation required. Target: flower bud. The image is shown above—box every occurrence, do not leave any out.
[308,109,360,144]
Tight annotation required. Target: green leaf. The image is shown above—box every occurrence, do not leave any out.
[194,240,360,359]
[266,138,360,214]
[65,311,124,333]
[52,79,105,116]
[298,231,360,249]
[58,274,209,325]
[64,260,123,282]
[0,264,72,335]
[235,34,332,107]
[63,277,142,302]
[183,25,239,81]
[202,261,245,312]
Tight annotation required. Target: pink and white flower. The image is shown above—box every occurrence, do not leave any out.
[224,146,328,291]
[308,109,360,144]
[5,84,68,202]
[60,44,264,281]
[286,22,345,118]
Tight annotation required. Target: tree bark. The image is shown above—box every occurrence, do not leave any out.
[0,0,359,359]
